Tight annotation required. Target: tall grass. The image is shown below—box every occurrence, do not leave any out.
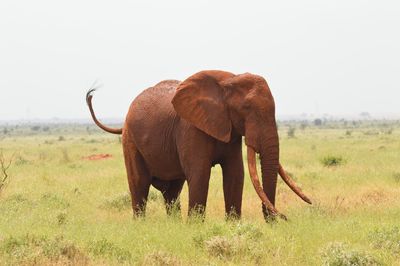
[0,123,399,265]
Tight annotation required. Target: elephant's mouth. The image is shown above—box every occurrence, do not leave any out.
[246,145,312,219]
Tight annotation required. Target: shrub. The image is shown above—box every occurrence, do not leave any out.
[57,211,67,225]
[102,193,131,211]
[15,156,28,166]
[383,128,393,135]
[300,122,308,130]
[58,136,65,141]
[60,148,70,163]
[393,173,400,183]
[231,222,263,241]
[196,222,264,261]
[142,251,181,266]
[363,130,379,136]
[204,236,237,259]
[321,155,344,167]
[88,238,131,262]
[0,235,87,264]
[40,193,70,209]
[192,223,227,247]
[314,119,323,126]
[321,242,381,266]
[287,127,296,138]
[369,227,400,254]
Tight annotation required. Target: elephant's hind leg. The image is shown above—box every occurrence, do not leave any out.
[122,136,151,217]
[163,179,185,216]
[151,178,185,216]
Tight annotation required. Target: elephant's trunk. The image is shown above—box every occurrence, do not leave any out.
[246,145,286,220]
[259,133,281,218]
[246,128,313,220]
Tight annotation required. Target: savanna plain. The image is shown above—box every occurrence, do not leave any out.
[0,121,399,265]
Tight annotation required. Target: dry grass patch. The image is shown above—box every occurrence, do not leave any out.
[141,251,181,266]
[320,242,381,266]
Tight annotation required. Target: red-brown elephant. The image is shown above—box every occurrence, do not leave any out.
[86,70,311,220]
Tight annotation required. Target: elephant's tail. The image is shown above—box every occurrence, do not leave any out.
[86,88,123,135]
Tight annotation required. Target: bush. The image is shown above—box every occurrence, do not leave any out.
[0,235,87,264]
[57,211,67,225]
[321,155,344,167]
[231,222,263,241]
[142,251,180,266]
[40,193,70,209]
[287,127,296,138]
[393,173,400,183]
[314,119,323,126]
[101,193,131,211]
[204,236,237,259]
[300,123,308,130]
[88,238,131,262]
[369,227,400,254]
[194,222,265,262]
[321,242,381,266]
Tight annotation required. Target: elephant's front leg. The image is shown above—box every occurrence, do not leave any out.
[186,165,212,218]
[221,142,244,219]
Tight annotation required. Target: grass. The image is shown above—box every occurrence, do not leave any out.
[0,123,399,265]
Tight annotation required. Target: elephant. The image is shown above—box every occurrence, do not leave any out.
[86,70,311,220]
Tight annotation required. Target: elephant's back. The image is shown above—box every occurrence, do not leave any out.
[134,79,179,104]
[126,80,180,125]
[124,79,184,179]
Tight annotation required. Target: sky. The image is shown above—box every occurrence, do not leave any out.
[0,0,399,121]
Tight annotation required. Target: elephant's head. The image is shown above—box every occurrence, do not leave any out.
[172,70,311,219]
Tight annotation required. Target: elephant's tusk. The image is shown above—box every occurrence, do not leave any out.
[246,146,286,220]
[278,164,312,204]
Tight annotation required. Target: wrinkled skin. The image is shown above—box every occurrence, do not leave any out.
[86,70,311,220]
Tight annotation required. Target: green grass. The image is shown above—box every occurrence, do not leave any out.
[0,124,399,265]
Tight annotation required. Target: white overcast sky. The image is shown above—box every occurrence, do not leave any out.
[0,1,399,120]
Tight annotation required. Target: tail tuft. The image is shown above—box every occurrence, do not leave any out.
[86,88,96,106]
[85,82,123,135]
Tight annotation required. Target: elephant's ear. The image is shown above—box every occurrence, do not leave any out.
[172,70,234,143]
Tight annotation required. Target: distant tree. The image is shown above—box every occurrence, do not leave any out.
[314,119,322,126]
[287,127,296,138]
[360,112,371,119]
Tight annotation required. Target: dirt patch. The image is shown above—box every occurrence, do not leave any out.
[360,189,388,205]
[82,154,112,161]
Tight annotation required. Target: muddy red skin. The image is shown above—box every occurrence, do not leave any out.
[86,70,311,220]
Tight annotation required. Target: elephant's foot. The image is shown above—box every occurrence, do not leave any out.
[262,205,287,222]
[225,207,241,221]
[187,204,206,222]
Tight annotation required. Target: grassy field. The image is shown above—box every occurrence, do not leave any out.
[0,122,399,265]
